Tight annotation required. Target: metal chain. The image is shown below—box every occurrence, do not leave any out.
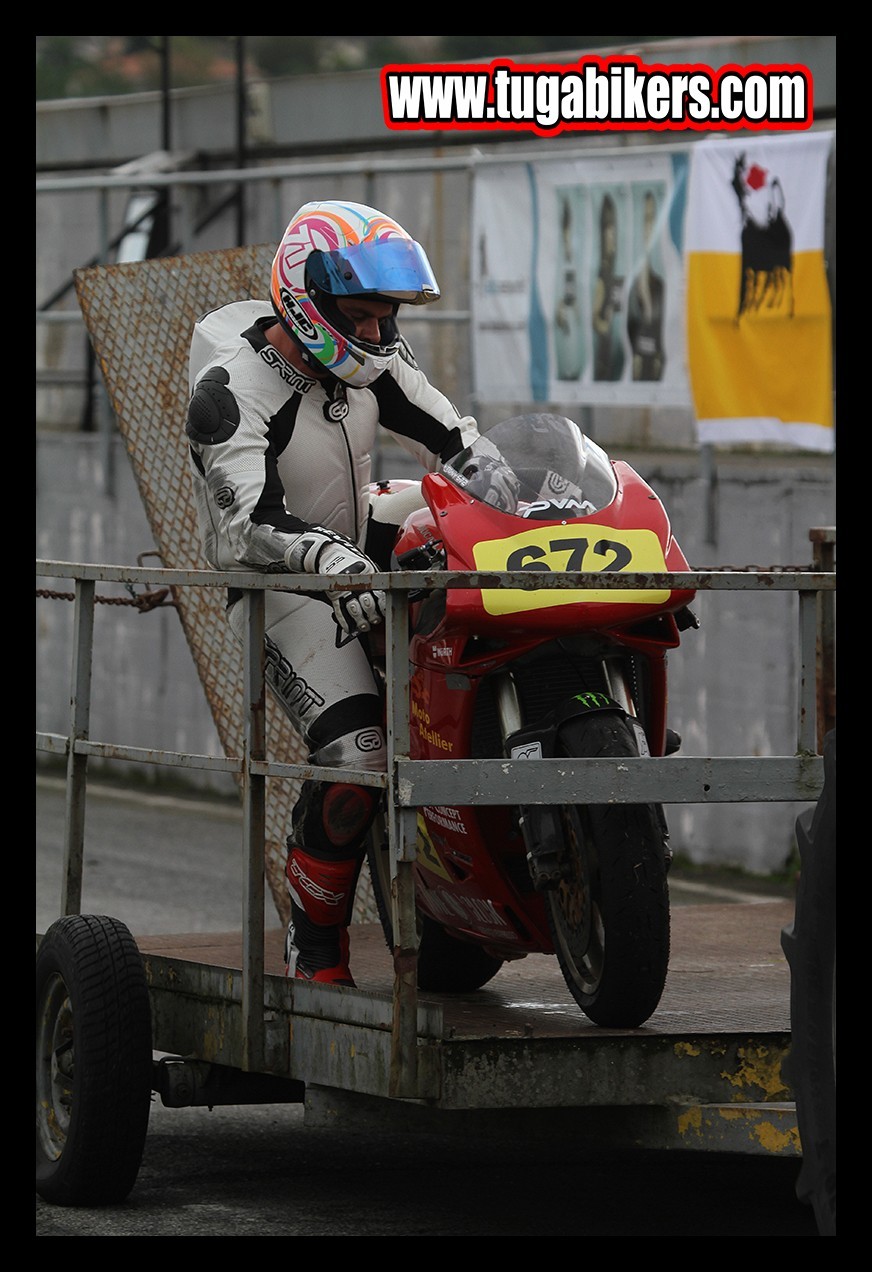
[35,587,177,613]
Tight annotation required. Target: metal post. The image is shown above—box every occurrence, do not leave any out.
[384,581,419,1098]
[235,36,247,246]
[94,189,117,498]
[272,177,283,241]
[61,578,95,917]
[797,589,818,755]
[700,442,718,547]
[811,527,837,751]
[160,37,172,152]
[174,178,198,257]
[241,587,266,1071]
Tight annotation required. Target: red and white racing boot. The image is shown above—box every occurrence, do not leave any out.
[284,847,360,986]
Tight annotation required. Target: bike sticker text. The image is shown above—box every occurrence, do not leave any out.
[472,523,670,615]
[423,805,468,835]
[412,699,454,752]
[424,887,515,939]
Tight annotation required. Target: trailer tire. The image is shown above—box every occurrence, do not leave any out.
[781,728,836,1236]
[36,914,153,1207]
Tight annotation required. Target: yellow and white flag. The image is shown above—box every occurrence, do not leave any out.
[686,131,834,452]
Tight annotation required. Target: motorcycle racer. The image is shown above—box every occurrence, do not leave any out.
[185,199,480,985]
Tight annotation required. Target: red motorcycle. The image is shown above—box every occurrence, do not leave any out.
[367,413,697,1028]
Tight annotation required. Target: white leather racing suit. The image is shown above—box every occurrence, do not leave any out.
[185,299,479,772]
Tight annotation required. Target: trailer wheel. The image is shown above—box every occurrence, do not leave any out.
[36,914,153,1206]
[781,729,836,1236]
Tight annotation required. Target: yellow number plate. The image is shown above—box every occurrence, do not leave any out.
[472,523,670,615]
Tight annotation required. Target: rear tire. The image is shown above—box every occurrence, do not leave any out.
[366,819,504,993]
[36,914,153,1206]
[545,712,670,1028]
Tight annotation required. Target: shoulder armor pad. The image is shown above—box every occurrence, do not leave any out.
[186,366,241,444]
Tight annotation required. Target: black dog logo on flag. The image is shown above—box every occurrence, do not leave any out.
[731,153,794,322]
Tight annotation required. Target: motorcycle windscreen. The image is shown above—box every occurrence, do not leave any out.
[442,412,618,521]
[441,413,672,617]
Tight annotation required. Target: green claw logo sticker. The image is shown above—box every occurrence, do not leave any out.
[574,692,611,709]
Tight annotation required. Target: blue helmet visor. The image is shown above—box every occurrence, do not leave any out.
[307,238,440,304]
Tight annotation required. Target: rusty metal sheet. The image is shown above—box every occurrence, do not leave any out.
[72,246,376,926]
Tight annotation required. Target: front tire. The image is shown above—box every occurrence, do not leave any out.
[366,819,504,993]
[36,914,153,1206]
[545,711,670,1028]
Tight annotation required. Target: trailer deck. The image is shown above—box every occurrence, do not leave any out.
[138,898,799,1156]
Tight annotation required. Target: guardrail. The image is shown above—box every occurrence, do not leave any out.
[36,554,835,1092]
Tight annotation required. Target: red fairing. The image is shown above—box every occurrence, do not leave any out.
[398,463,695,644]
[384,418,697,967]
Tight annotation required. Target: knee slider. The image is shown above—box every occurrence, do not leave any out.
[291,779,379,859]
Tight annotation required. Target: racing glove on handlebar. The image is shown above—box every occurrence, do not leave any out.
[458,438,521,514]
[284,528,386,638]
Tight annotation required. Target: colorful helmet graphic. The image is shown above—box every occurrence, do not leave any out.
[270,200,440,388]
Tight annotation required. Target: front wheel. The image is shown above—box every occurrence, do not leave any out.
[545,712,670,1028]
[36,914,153,1206]
[366,819,504,993]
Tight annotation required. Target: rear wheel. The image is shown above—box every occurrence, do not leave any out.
[545,712,670,1028]
[36,914,153,1206]
[366,819,504,993]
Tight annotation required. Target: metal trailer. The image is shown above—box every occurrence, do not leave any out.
[36,551,834,1219]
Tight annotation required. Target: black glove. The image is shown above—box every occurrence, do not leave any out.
[459,438,520,513]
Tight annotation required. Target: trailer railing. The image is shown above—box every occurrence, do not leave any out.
[36,550,835,1094]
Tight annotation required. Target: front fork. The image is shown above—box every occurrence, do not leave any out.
[492,660,670,891]
[492,656,643,739]
[492,674,558,891]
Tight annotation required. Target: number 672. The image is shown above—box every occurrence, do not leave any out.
[505,537,633,572]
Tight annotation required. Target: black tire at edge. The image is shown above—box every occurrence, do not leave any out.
[36,913,153,1207]
[781,728,837,1236]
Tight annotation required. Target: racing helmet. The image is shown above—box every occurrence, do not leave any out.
[270,200,440,388]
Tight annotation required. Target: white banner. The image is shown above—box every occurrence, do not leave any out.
[471,151,692,407]
[685,130,834,452]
